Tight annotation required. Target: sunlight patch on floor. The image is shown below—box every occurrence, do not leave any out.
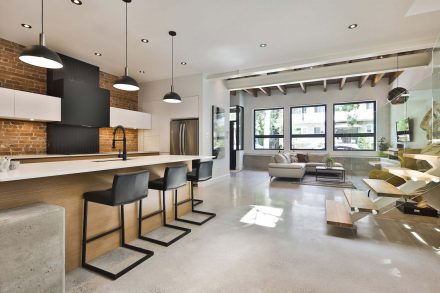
[240,205,284,228]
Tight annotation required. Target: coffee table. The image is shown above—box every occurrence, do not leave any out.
[315,166,345,182]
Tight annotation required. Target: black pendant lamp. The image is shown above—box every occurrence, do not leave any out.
[19,0,63,69]
[387,54,408,104]
[113,0,139,91]
[163,31,182,103]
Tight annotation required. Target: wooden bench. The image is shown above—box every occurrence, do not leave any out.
[343,189,378,213]
[325,200,353,228]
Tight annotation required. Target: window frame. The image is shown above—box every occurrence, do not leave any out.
[290,104,327,151]
[333,101,377,152]
[253,107,284,150]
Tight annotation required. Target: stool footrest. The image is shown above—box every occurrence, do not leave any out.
[139,224,191,247]
[176,210,216,225]
[192,199,203,206]
[86,226,121,243]
[141,209,164,221]
[83,244,154,280]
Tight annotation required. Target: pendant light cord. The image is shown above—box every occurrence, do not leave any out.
[41,0,44,34]
[396,53,399,88]
[171,34,174,91]
[125,1,128,75]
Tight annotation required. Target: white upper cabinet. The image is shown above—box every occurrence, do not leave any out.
[110,107,151,129]
[14,90,61,122]
[0,87,15,118]
[0,87,61,122]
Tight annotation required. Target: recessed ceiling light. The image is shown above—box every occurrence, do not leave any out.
[141,39,149,43]
[348,24,358,29]
[379,55,384,59]
[259,43,268,48]
[94,52,102,56]
[180,61,187,65]
[71,0,82,5]
[21,23,32,29]
[139,70,145,74]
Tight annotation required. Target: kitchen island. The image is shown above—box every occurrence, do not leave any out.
[0,155,212,272]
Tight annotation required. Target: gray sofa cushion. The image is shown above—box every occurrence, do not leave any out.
[268,162,306,169]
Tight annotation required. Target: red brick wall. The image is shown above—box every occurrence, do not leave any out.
[0,38,138,156]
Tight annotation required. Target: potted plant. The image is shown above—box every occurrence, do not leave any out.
[323,154,334,168]
[378,136,389,157]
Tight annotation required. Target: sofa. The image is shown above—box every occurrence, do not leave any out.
[268,152,343,180]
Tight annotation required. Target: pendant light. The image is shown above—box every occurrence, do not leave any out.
[163,31,182,103]
[387,53,408,104]
[19,0,63,69]
[113,0,139,91]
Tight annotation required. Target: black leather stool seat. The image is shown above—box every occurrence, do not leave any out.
[139,164,191,247]
[82,170,154,280]
[84,189,113,206]
[148,178,165,190]
[175,160,216,225]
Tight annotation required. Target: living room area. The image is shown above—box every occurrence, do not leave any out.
[227,33,440,241]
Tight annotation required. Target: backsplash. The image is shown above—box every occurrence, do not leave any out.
[0,38,139,156]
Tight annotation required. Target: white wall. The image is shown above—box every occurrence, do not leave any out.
[137,73,230,179]
[138,74,202,153]
[242,80,391,157]
[201,76,230,179]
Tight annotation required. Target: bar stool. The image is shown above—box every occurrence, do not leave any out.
[191,160,203,207]
[82,170,154,280]
[138,165,191,247]
[175,160,216,225]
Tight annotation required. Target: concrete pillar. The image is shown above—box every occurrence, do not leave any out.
[0,203,65,293]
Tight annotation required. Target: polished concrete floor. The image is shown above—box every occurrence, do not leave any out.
[67,170,440,293]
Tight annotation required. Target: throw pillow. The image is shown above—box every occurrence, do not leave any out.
[290,153,298,162]
[274,153,288,164]
[282,152,292,163]
[297,153,309,163]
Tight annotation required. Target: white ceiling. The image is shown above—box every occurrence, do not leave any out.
[0,0,440,83]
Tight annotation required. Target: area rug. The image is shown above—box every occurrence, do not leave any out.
[291,175,355,189]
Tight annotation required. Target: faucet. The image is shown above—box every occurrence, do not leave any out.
[112,125,127,160]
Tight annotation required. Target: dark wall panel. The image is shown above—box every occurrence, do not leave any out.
[47,124,99,154]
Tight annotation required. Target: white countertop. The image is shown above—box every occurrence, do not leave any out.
[10,151,156,160]
[0,155,212,182]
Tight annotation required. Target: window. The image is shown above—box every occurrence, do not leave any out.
[254,108,284,150]
[290,105,326,150]
[333,101,376,151]
[230,106,244,150]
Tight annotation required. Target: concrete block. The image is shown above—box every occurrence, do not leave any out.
[0,203,65,293]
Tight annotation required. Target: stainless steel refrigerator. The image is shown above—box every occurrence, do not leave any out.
[170,118,199,155]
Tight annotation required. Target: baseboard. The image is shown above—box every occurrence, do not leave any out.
[198,173,231,187]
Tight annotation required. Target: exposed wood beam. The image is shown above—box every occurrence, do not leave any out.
[277,85,287,95]
[339,77,346,90]
[243,89,257,97]
[359,75,369,88]
[388,71,403,85]
[323,80,327,92]
[225,52,430,90]
[230,90,237,96]
[371,73,385,87]
[299,82,306,93]
[259,87,271,96]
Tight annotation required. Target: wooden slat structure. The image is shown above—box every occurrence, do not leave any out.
[326,200,353,228]
[343,189,378,212]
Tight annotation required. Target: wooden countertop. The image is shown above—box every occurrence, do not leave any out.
[0,155,212,182]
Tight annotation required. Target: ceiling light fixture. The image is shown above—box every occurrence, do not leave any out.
[348,24,358,29]
[94,52,102,56]
[141,39,149,43]
[113,0,139,92]
[180,61,187,65]
[259,43,268,47]
[139,70,145,74]
[19,0,63,69]
[21,23,32,29]
[71,0,82,5]
[163,31,182,103]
